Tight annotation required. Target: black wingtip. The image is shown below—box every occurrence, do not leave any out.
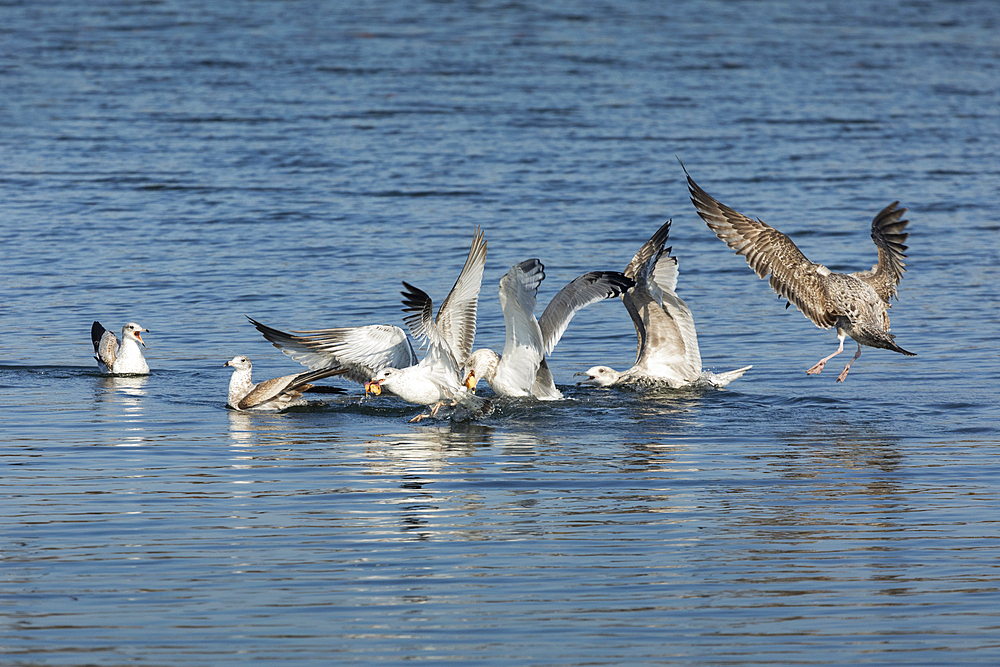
[304,385,348,395]
[649,219,672,249]
[400,281,430,313]
[90,321,106,351]
[246,315,272,333]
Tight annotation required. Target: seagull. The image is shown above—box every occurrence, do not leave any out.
[249,228,492,421]
[224,355,347,411]
[463,259,634,400]
[684,165,915,382]
[91,321,150,375]
[575,220,751,389]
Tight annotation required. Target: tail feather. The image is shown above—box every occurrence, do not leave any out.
[889,342,916,357]
[707,365,752,387]
[875,330,916,356]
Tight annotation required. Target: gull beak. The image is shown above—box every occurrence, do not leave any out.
[364,380,382,397]
[463,370,477,392]
[224,360,230,367]
[135,331,146,347]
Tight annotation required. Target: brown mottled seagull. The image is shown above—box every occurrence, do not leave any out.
[684,165,915,382]
[224,355,347,411]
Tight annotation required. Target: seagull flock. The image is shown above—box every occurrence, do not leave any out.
[93,167,914,418]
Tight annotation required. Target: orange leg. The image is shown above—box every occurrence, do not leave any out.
[408,401,444,423]
[806,333,846,376]
[836,343,863,383]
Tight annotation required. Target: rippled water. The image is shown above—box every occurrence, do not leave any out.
[3,0,1000,664]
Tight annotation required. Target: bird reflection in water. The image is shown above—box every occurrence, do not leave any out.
[92,375,150,446]
[96,374,149,407]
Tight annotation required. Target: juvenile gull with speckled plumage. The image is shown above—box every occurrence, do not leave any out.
[684,165,915,382]
[224,355,346,411]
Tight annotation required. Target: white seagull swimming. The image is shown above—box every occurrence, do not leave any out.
[575,220,751,389]
[685,165,914,382]
[249,228,492,421]
[463,259,634,400]
[224,355,347,411]
[91,321,150,375]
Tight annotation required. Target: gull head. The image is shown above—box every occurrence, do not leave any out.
[365,368,396,397]
[463,369,477,392]
[225,355,252,371]
[574,366,619,387]
[463,349,497,392]
[124,322,149,347]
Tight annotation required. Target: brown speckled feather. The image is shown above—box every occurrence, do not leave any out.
[92,322,119,368]
[683,163,915,370]
[855,201,909,303]
[686,169,839,329]
[237,366,347,410]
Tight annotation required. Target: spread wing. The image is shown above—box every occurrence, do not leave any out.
[621,220,673,362]
[685,167,838,329]
[496,259,545,392]
[400,282,444,351]
[538,270,634,356]
[625,245,699,378]
[400,282,463,380]
[855,201,909,302]
[624,220,672,283]
[248,316,416,384]
[237,367,347,410]
[433,227,488,366]
[649,252,702,375]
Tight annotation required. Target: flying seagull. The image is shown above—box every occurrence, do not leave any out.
[576,220,751,389]
[92,321,150,375]
[684,165,914,382]
[463,259,634,399]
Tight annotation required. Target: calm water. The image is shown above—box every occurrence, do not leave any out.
[3,0,1000,664]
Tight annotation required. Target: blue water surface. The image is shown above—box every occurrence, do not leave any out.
[2,0,999,664]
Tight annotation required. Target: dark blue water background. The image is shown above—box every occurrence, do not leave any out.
[3,1,999,664]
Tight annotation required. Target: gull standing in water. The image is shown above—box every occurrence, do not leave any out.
[224,355,347,411]
[463,259,634,399]
[576,220,751,389]
[91,321,150,375]
[249,228,492,421]
[685,165,914,382]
